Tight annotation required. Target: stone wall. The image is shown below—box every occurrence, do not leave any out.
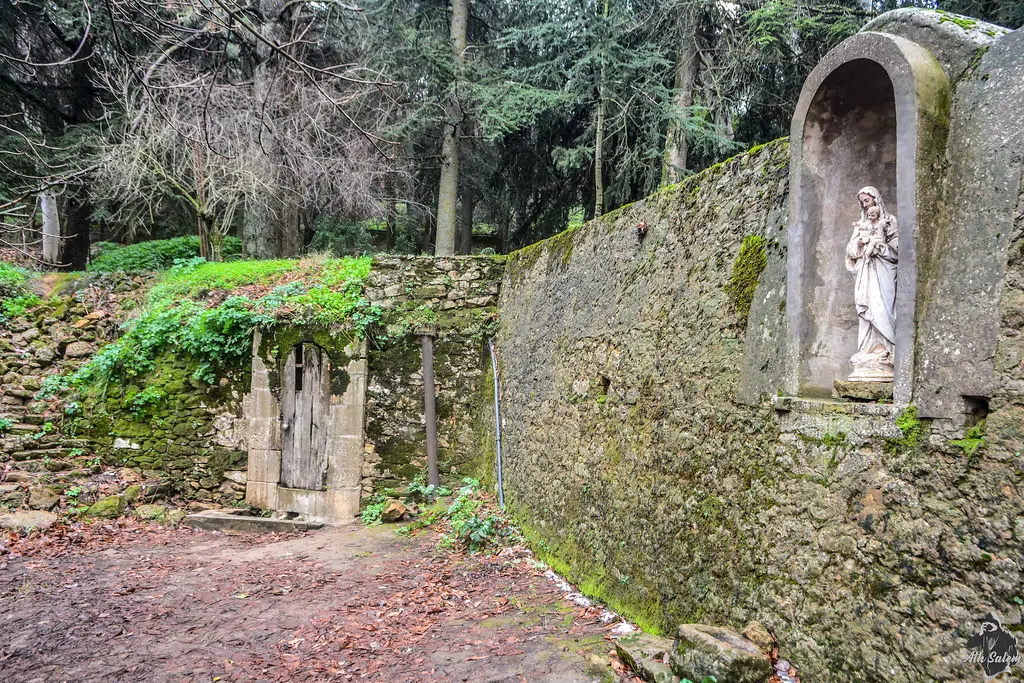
[362,256,503,491]
[76,353,248,504]
[496,137,1024,681]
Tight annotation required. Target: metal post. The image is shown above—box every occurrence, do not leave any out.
[489,339,504,509]
[420,330,439,487]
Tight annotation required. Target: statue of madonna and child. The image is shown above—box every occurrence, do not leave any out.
[844,186,898,382]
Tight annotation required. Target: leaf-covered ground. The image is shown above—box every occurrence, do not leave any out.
[0,520,636,682]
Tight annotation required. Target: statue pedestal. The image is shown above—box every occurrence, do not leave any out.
[834,380,893,402]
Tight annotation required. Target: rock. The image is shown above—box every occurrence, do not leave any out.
[166,509,187,524]
[19,327,40,343]
[832,379,893,402]
[63,341,94,358]
[34,346,56,363]
[615,633,680,683]
[0,510,58,530]
[222,470,248,484]
[122,485,142,504]
[116,467,143,482]
[134,504,166,521]
[380,499,407,523]
[28,486,60,511]
[741,621,775,655]
[86,495,125,518]
[4,470,33,483]
[670,625,773,683]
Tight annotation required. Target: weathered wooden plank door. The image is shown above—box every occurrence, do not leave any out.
[280,343,330,490]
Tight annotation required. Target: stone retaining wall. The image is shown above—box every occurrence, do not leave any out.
[496,137,1024,682]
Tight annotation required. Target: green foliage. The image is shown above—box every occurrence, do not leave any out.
[0,417,12,433]
[406,476,452,504]
[725,235,768,326]
[0,263,40,320]
[361,493,388,526]
[680,677,717,683]
[889,405,927,452]
[126,386,166,415]
[88,236,242,273]
[67,256,372,387]
[307,216,380,256]
[951,420,986,460]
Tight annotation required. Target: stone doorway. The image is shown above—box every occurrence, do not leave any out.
[244,329,367,525]
[280,343,330,491]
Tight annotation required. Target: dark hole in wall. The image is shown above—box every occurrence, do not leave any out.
[597,375,611,396]
[962,395,989,426]
[295,343,304,391]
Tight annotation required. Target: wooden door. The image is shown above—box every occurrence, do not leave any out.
[280,343,330,490]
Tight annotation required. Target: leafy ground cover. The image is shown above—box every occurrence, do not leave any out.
[0,262,40,319]
[45,253,374,389]
[0,518,639,682]
[88,236,243,273]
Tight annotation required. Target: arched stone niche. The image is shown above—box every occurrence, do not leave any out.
[784,32,949,403]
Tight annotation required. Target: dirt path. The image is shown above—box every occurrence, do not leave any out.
[1,522,627,682]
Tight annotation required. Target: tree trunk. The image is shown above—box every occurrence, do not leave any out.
[41,193,61,267]
[662,25,701,186]
[456,193,475,254]
[62,197,91,270]
[593,0,610,217]
[434,0,470,256]
[198,214,212,260]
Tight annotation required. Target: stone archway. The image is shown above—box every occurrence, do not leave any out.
[783,31,950,403]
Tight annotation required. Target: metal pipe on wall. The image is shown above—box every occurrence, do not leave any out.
[420,331,439,487]
[489,338,505,509]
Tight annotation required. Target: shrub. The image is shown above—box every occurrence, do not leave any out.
[88,236,242,273]
[0,263,40,319]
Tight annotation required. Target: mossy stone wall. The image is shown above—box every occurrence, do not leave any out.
[362,256,504,492]
[496,138,1024,681]
[76,353,247,503]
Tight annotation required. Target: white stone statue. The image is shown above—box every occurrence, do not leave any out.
[844,186,898,382]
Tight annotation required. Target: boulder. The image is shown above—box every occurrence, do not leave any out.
[122,485,143,504]
[0,510,58,530]
[380,499,407,523]
[615,633,679,683]
[166,509,187,524]
[670,624,772,683]
[86,495,125,518]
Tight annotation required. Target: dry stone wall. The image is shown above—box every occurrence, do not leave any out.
[496,139,1024,682]
[362,256,503,491]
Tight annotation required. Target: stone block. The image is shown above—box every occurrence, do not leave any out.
[833,380,893,401]
[247,388,280,420]
[325,436,364,489]
[274,486,361,525]
[670,625,772,683]
[247,449,281,484]
[245,480,278,510]
[331,402,365,439]
[246,417,281,450]
[615,633,678,683]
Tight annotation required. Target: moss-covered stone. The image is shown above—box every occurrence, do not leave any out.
[86,495,125,518]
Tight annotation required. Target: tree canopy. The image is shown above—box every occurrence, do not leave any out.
[0,0,1017,264]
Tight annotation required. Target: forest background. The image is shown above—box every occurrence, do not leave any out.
[1,0,1020,267]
